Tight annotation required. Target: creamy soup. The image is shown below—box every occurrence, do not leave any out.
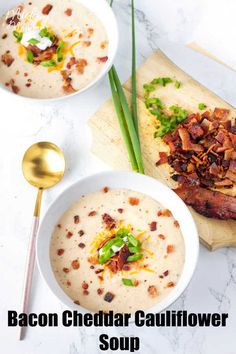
[50,188,185,313]
[0,0,108,98]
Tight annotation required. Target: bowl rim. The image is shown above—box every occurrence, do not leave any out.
[0,0,119,102]
[36,170,199,319]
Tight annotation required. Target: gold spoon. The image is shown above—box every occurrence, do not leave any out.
[20,142,65,340]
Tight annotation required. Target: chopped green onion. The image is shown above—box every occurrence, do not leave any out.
[175,80,181,89]
[56,41,65,62]
[131,0,139,137]
[151,77,173,86]
[127,253,143,262]
[28,38,40,44]
[27,50,34,63]
[128,246,140,254]
[127,234,139,247]
[122,278,134,286]
[198,103,206,110]
[41,60,57,67]
[13,31,23,43]
[39,27,54,42]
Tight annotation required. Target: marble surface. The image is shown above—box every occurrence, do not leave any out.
[1,0,236,353]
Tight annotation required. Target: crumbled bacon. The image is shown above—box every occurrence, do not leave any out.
[1,52,14,67]
[78,230,85,236]
[128,197,140,206]
[6,79,20,94]
[42,4,53,15]
[97,288,104,295]
[158,108,236,218]
[71,260,80,270]
[66,231,73,238]
[103,186,109,193]
[167,245,174,253]
[148,285,158,297]
[2,33,7,39]
[63,267,69,273]
[65,8,72,16]
[6,15,20,26]
[102,213,116,229]
[156,152,168,166]
[104,292,115,302]
[117,208,124,213]
[117,245,130,270]
[82,281,89,289]
[167,281,175,288]
[57,248,64,256]
[97,56,108,63]
[149,221,157,231]
[74,215,80,224]
[76,59,88,74]
[78,243,85,249]
[88,211,97,216]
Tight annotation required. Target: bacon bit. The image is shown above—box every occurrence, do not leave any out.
[97,288,104,295]
[78,242,85,249]
[174,220,180,228]
[79,33,83,39]
[163,270,169,277]
[122,264,130,271]
[65,8,72,16]
[26,83,31,88]
[167,245,174,254]
[167,281,175,288]
[42,4,53,15]
[24,72,28,77]
[66,231,73,238]
[90,265,95,269]
[83,290,89,295]
[66,57,77,69]
[102,213,116,229]
[83,41,91,47]
[78,230,85,236]
[82,281,89,289]
[71,260,80,270]
[148,285,158,297]
[97,56,108,63]
[87,28,94,36]
[57,248,64,256]
[88,211,97,217]
[2,33,7,39]
[161,209,172,217]
[149,221,157,231]
[117,245,130,271]
[7,79,19,94]
[129,197,140,206]
[178,128,204,152]
[57,224,61,228]
[74,215,80,224]
[118,208,124,214]
[1,52,14,67]
[66,280,71,286]
[157,211,162,217]
[156,152,168,166]
[104,292,115,302]
[98,275,104,282]
[74,300,80,305]
[95,269,104,274]
[6,15,20,26]
[76,58,88,74]
[158,234,166,240]
[103,186,109,193]
[63,267,69,273]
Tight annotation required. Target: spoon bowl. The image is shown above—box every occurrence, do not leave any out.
[22,142,65,189]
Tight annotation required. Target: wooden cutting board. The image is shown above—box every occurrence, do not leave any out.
[88,49,236,251]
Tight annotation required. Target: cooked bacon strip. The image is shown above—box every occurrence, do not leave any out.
[174,185,236,220]
[156,152,168,166]
[178,128,204,152]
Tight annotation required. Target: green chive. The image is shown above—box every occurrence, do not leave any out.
[39,27,54,42]
[41,60,57,67]
[13,31,23,43]
[127,234,139,247]
[56,41,65,62]
[131,0,139,137]
[127,253,143,262]
[27,50,34,63]
[108,70,138,172]
[198,103,206,110]
[128,246,140,254]
[175,80,181,88]
[28,38,40,44]
[122,278,134,286]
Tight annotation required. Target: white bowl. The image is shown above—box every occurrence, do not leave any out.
[36,171,199,316]
[0,0,119,101]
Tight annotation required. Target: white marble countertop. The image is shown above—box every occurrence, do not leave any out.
[1,0,236,353]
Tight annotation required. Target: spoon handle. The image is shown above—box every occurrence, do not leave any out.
[19,189,43,340]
